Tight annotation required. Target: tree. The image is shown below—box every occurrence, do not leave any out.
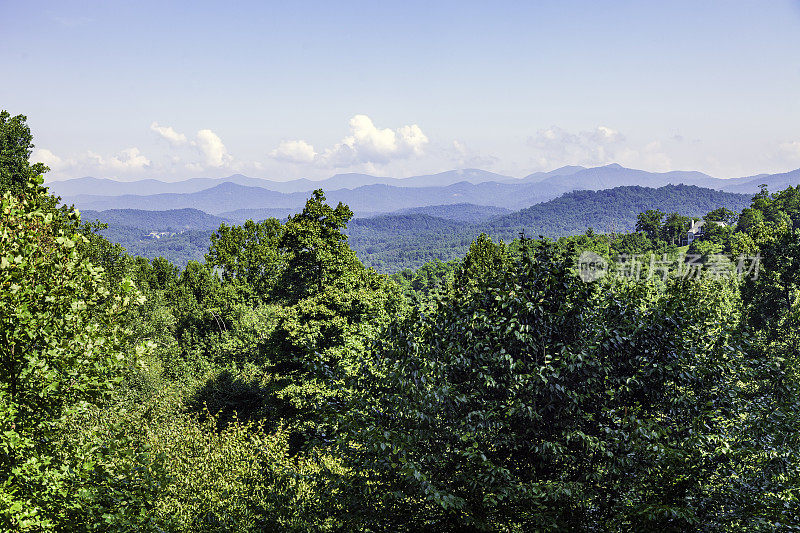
[0,175,146,529]
[206,218,284,301]
[704,207,738,226]
[262,192,404,450]
[635,209,665,241]
[612,231,652,256]
[338,239,749,531]
[454,233,508,292]
[661,212,690,245]
[0,111,48,195]
[738,186,800,332]
[278,189,355,300]
[728,185,800,527]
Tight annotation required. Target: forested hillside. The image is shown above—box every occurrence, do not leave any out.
[482,184,752,240]
[4,112,800,531]
[348,184,753,271]
[391,203,511,222]
[80,184,753,271]
[82,208,231,230]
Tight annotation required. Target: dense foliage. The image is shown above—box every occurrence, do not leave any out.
[338,242,749,530]
[3,111,799,531]
[0,111,48,194]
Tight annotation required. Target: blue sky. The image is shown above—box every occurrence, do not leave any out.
[2,0,800,182]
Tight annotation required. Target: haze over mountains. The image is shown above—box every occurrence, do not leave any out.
[52,164,800,217]
[58,163,799,272]
[84,183,755,272]
[48,168,513,197]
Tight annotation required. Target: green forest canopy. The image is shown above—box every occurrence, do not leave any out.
[3,110,800,531]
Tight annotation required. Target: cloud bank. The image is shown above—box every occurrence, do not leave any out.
[271,114,429,168]
[37,116,800,182]
[780,140,800,161]
[527,125,672,172]
[87,147,151,171]
[270,139,316,164]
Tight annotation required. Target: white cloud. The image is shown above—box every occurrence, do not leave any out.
[150,122,233,170]
[108,147,151,170]
[319,114,429,167]
[270,139,317,163]
[150,121,187,145]
[83,147,150,171]
[616,141,672,172]
[397,124,429,157]
[780,140,800,160]
[86,150,105,167]
[593,126,623,143]
[196,129,232,167]
[32,148,69,171]
[451,140,499,168]
[529,125,624,167]
[527,125,671,172]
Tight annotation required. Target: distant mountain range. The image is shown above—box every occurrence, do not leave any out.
[53,164,800,218]
[347,184,754,271]
[83,183,756,272]
[81,203,513,233]
[63,180,570,214]
[48,168,515,197]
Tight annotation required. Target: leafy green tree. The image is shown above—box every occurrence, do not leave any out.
[279,189,355,300]
[661,212,690,245]
[726,185,800,527]
[0,111,48,195]
[735,207,765,235]
[0,175,150,530]
[635,209,665,240]
[738,186,800,332]
[171,260,239,366]
[556,229,612,262]
[704,207,738,226]
[206,218,284,301]
[75,219,133,283]
[612,231,652,256]
[338,239,748,531]
[454,233,509,292]
[261,192,404,450]
[392,259,458,303]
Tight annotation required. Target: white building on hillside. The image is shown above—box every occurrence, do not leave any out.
[687,219,727,245]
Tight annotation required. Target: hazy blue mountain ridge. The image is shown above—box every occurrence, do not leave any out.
[82,184,756,271]
[52,163,799,200]
[48,168,514,197]
[64,180,572,214]
[58,164,800,218]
